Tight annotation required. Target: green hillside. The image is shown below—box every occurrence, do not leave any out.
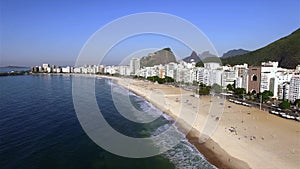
[221,28,300,69]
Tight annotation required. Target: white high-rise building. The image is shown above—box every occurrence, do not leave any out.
[278,82,290,100]
[209,69,223,86]
[260,61,293,98]
[165,62,177,79]
[62,66,71,73]
[260,61,278,91]
[97,65,105,74]
[130,58,140,75]
[196,68,210,86]
[289,74,300,103]
[221,68,236,88]
[204,62,221,70]
[260,61,278,97]
[119,66,130,76]
[74,67,82,73]
[234,64,248,90]
[104,66,117,74]
[42,64,50,72]
[46,67,52,73]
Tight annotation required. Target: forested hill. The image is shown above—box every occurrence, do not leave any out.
[221,28,300,69]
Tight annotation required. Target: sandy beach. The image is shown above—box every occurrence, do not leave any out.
[103,76,300,169]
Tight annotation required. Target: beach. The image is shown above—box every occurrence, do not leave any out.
[105,76,300,169]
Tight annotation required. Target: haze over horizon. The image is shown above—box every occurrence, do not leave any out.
[1,0,299,67]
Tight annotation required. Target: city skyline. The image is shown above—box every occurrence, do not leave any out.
[30,58,300,103]
[1,0,299,67]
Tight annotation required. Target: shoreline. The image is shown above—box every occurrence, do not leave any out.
[102,75,300,169]
[105,76,251,169]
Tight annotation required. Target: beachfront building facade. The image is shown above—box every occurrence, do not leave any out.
[234,64,248,90]
[42,64,50,71]
[260,61,279,95]
[221,67,236,88]
[248,66,261,93]
[130,57,140,75]
[139,67,156,78]
[196,67,210,86]
[259,61,294,99]
[278,82,290,100]
[31,61,300,103]
[165,62,177,79]
[204,62,221,70]
[61,66,72,73]
[119,66,131,76]
[289,74,300,103]
[209,69,223,86]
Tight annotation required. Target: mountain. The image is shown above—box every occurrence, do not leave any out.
[183,51,219,63]
[221,28,300,69]
[199,51,218,58]
[183,51,200,63]
[140,48,177,67]
[222,49,250,58]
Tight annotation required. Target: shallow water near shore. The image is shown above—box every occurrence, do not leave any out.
[0,74,214,169]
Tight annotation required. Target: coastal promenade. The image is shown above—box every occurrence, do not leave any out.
[104,75,300,169]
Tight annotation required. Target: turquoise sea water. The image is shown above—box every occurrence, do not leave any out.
[0,74,214,169]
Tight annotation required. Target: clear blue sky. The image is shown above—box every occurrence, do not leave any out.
[1,0,299,66]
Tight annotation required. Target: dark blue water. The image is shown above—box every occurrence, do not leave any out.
[0,75,214,169]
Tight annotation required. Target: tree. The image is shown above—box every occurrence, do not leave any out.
[233,88,246,98]
[196,61,204,67]
[146,76,174,84]
[211,83,223,94]
[192,80,199,86]
[164,76,174,83]
[199,87,210,95]
[226,84,234,91]
[256,90,273,103]
[198,83,211,95]
[262,90,273,102]
[262,90,273,97]
[295,99,300,107]
[251,90,257,95]
[279,100,291,109]
[199,82,206,87]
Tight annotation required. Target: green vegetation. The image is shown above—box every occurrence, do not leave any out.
[203,57,222,64]
[279,100,291,109]
[226,84,234,91]
[198,83,211,95]
[233,88,246,98]
[146,76,174,84]
[225,83,247,98]
[211,83,223,93]
[195,62,204,67]
[220,28,300,69]
[256,90,274,103]
[222,49,249,58]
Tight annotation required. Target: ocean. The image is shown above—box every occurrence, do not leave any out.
[0,74,214,169]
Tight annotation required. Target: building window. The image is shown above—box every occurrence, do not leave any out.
[252,75,258,81]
